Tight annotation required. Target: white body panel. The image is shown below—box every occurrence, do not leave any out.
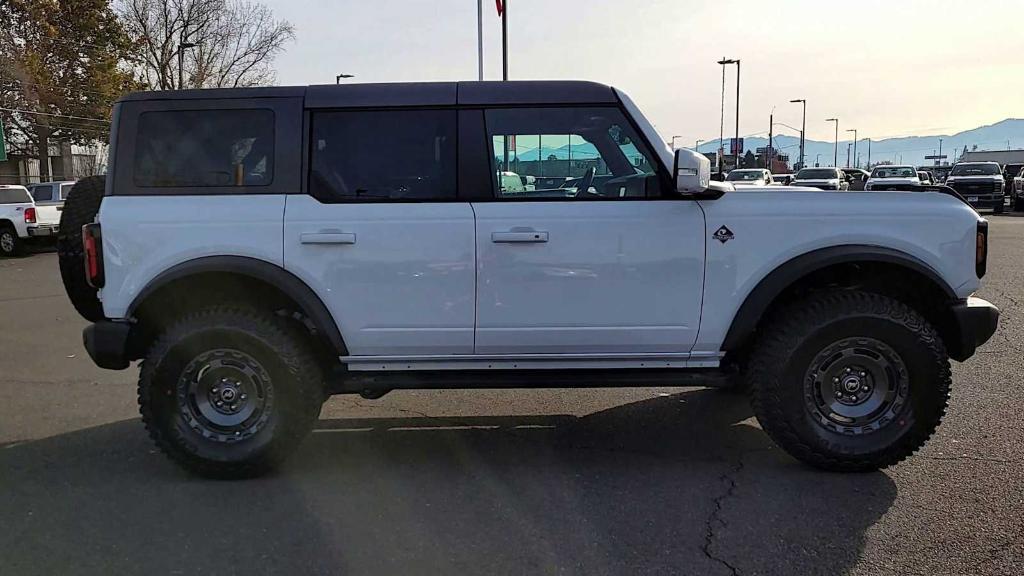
[283,195,476,356]
[691,188,982,353]
[0,205,32,239]
[472,201,706,354]
[865,177,920,190]
[98,195,287,318]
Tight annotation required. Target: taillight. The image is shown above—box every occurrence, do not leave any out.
[82,223,105,288]
[24,207,36,223]
[976,220,988,279]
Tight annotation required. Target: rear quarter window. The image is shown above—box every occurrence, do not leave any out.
[0,188,32,204]
[133,109,275,187]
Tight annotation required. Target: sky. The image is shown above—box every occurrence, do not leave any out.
[264,0,1023,145]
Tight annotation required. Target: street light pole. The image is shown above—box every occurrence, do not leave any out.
[790,99,806,169]
[718,58,740,170]
[938,138,943,166]
[335,74,354,84]
[670,135,682,150]
[501,0,509,81]
[176,31,197,89]
[826,118,839,166]
[696,138,704,150]
[846,128,857,168]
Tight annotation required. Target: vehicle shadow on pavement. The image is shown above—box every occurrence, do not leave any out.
[0,388,896,576]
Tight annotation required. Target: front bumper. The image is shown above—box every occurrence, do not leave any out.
[83,321,134,370]
[948,297,1000,361]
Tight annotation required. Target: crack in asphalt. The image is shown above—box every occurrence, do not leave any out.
[919,454,1015,464]
[701,454,746,576]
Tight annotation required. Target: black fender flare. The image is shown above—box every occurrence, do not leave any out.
[721,245,957,352]
[127,255,347,355]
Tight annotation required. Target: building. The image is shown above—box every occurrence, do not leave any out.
[959,149,1024,165]
[0,141,107,185]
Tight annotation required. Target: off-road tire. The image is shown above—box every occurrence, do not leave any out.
[57,176,106,321]
[0,224,23,257]
[993,199,1005,214]
[747,290,951,472]
[1015,195,1024,212]
[138,306,326,478]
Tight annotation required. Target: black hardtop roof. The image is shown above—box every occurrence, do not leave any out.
[117,80,619,107]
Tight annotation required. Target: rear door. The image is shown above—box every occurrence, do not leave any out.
[284,105,476,356]
[470,106,706,355]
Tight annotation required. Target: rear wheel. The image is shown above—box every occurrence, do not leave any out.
[748,291,951,472]
[0,225,23,257]
[138,306,326,477]
[1015,194,1024,212]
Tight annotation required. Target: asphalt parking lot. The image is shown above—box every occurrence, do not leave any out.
[1,217,1022,576]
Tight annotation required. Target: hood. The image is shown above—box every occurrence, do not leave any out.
[867,177,919,185]
[731,180,766,187]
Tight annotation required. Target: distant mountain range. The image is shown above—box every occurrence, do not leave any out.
[695,118,1024,168]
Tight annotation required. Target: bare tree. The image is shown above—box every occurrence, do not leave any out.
[117,0,294,90]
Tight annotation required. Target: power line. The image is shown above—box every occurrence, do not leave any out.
[0,76,119,98]
[0,106,110,123]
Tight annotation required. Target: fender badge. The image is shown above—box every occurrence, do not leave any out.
[713,225,735,243]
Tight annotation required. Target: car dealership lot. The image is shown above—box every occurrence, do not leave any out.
[1,218,1022,576]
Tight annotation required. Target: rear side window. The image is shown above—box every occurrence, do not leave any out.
[60,184,74,199]
[0,188,32,203]
[133,109,275,187]
[309,109,456,202]
[30,184,53,202]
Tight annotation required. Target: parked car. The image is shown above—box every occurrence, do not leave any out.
[842,168,870,191]
[0,185,35,256]
[772,174,794,186]
[1012,167,1024,212]
[945,162,1005,213]
[917,171,934,184]
[865,165,921,191]
[58,80,998,477]
[791,167,849,190]
[725,168,773,187]
[25,180,74,238]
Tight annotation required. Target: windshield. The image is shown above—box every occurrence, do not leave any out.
[726,170,765,181]
[870,166,917,178]
[951,163,1000,176]
[0,187,32,204]
[795,169,837,179]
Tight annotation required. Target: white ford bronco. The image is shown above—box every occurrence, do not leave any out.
[58,81,999,477]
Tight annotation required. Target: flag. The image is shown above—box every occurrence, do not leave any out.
[495,0,503,17]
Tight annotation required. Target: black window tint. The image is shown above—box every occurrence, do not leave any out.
[60,184,74,199]
[30,185,53,202]
[0,188,32,204]
[133,109,274,187]
[309,110,456,202]
[484,107,667,200]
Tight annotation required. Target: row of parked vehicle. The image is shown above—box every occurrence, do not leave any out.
[0,181,75,256]
[723,160,1016,213]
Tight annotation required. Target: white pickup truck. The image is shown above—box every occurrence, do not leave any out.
[0,184,62,256]
[57,81,999,478]
[26,181,74,238]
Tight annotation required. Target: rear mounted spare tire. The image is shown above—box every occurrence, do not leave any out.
[58,176,106,322]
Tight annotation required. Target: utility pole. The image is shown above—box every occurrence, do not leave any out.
[477,0,484,81]
[826,118,839,167]
[176,28,196,89]
[938,138,943,166]
[718,60,727,174]
[767,109,774,170]
[867,138,871,167]
[846,143,851,168]
[790,99,806,169]
[501,0,508,81]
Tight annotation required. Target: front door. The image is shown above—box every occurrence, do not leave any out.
[472,106,706,354]
[284,108,476,356]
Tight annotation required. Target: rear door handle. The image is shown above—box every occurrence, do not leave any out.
[491,230,548,243]
[300,232,356,245]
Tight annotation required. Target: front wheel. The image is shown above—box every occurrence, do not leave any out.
[138,307,326,477]
[747,291,951,472]
[993,199,1005,214]
[0,225,23,257]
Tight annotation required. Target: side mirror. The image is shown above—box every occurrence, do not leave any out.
[674,148,712,195]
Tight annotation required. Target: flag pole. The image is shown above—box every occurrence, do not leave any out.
[501,0,508,80]
[477,0,483,81]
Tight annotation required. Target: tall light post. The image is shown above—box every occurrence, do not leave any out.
[846,128,857,168]
[670,135,682,150]
[867,138,872,167]
[938,138,944,166]
[815,153,821,167]
[826,118,839,167]
[695,138,704,151]
[176,39,197,89]
[335,74,354,84]
[718,58,740,170]
[789,99,806,169]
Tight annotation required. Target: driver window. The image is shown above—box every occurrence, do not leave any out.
[484,107,666,200]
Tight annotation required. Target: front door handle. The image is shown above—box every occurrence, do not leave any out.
[491,230,548,243]
[301,232,356,245]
